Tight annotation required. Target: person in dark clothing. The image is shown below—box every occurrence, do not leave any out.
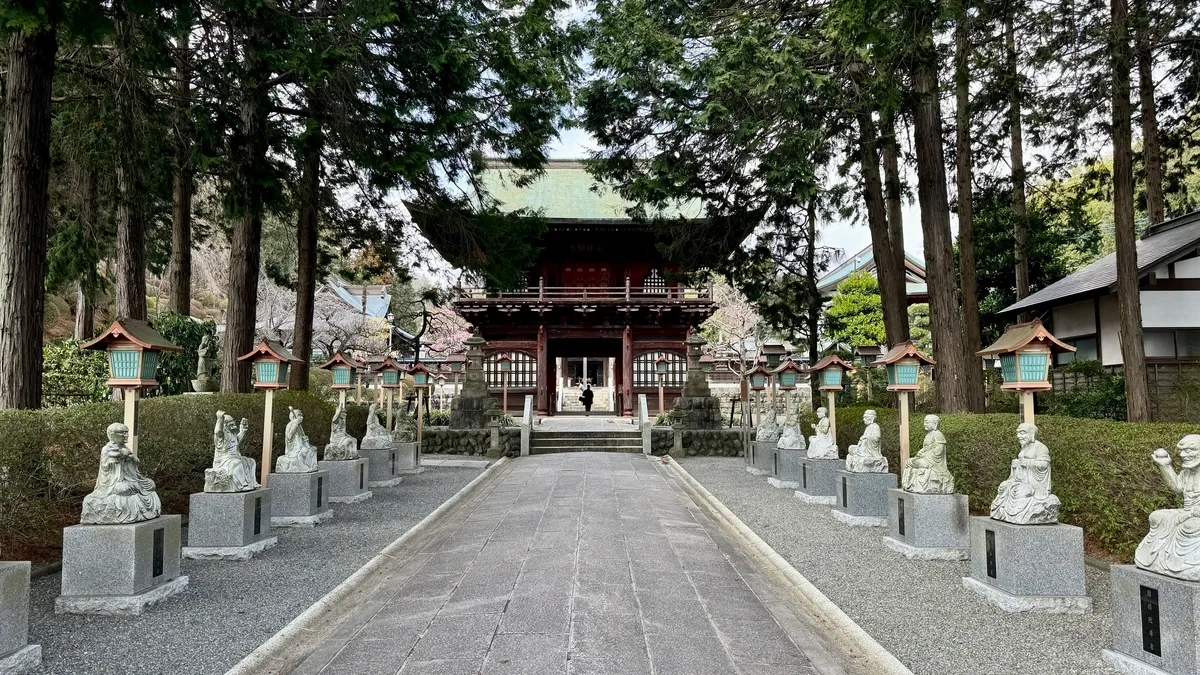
[581,385,594,415]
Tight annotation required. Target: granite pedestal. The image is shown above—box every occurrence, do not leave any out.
[768,448,804,489]
[317,458,372,503]
[881,489,969,560]
[1102,565,1200,675]
[361,446,403,488]
[963,516,1091,613]
[395,441,423,474]
[0,563,39,675]
[794,458,842,505]
[747,441,774,476]
[183,488,277,561]
[57,515,189,615]
[268,470,332,527]
[831,470,896,527]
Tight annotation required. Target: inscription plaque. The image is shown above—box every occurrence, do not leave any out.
[152,527,165,578]
[802,464,807,488]
[985,529,997,579]
[359,464,365,489]
[898,498,906,536]
[841,477,848,508]
[1140,585,1161,656]
[253,496,262,535]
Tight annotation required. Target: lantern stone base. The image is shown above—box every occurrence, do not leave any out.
[881,490,969,560]
[268,470,332,527]
[794,459,842,505]
[767,448,804,489]
[394,442,421,473]
[317,459,372,503]
[182,488,276,561]
[0,562,39,675]
[361,446,403,488]
[747,441,774,476]
[57,516,188,615]
[1101,565,1200,675]
[963,517,1091,614]
[831,470,896,527]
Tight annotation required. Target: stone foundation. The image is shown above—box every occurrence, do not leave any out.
[267,470,332,527]
[316,458,372,503]
[0,562,39,675]
[57,516,188,615]
[746,440,775,475]
[832,470,896,527]
[422,427,519,457]
[963,516,1091,614]
[794,458,842,505]
[882,489,969,560]
[183,488,276,561]
[1103,564,1200,675]
[768,448,804,489]
[394,441,421,473]
[361,446,402,488]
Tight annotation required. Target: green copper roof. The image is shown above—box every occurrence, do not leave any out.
[482,160,702,221]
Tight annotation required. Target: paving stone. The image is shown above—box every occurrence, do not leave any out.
[481,633,568,674]
[410,614,502,660]
[398,659,486,675]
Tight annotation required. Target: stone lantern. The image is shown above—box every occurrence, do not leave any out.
[237,338,302,486]
[82,318,183,456]
[772,358,803,391]
[761,339,786,369]
[977,318,1075,424]
[373,356,405,432]
[809,354,855,447]
[319,352,356,407]
[747,364,770,391]
[871,341,936,469]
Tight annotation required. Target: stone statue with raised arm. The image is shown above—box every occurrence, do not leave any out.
[776,393,806,450]
[902,414,955,493]
[324,400,359,460]
[81,423,162,524]
[807,407,839,459]
[275,406,318,473]
[846,409,888,473]
[989,422,1060,525]
[191,335,220,393]
[756,396,781,442]
[205,411,259,492]
[1134,435,1200,580]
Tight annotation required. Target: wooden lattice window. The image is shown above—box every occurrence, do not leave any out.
[484,352,537,388]
[642,268,666,294]
[634,352,685,387]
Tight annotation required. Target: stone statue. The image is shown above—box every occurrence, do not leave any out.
[191,335,219,393]
[807,407,839,459]
[204,411,259,492]
[755,396,780,442]
[989,422,1060,525]
[846,409,888,473]
[324,400,359,460]
[902,414,956,494]
[776,393,806,450]
[80,423,162,524]
[275,407,318,473]
[1134,435,1200,580]
[364,403,390,443]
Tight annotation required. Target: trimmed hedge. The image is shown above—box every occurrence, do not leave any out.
[0,391,366,563]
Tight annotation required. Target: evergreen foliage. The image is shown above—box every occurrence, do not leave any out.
[825,271,887,349]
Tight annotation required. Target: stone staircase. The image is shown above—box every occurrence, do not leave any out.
[528,429,643,454]
[561,386,612,412]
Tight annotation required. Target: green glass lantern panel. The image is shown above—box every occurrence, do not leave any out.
[414,372,429,386]
[449,361,463,372]
[382,369,399,386]
[1018,352,1048,383]
[894,363,919,386]
[779,372,796,388]
[766,354,782,368]
[110,350,141,380]
[256,361,278,384]
[139,351,159,381]
[999,354,1018,383]
[332,366,351,386]
[821,369,843,387]
[750,373,766,388]
[278,363,290,383]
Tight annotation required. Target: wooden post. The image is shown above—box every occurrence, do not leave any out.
[657,373,664,413]
[124,387,140,455]
[502,372,509,413]
[416,387,425,450]
[386,389,394,432]
[827,390,837,448]
[261,389,274,487]
[1021,390,1035,425]
[898,391,910,471]
[338,389,347,410]
[355,373,362,404]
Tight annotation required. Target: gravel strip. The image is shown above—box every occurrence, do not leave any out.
[28,466,483,675]
[679,457,1117,675]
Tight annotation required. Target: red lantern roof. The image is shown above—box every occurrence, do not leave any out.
[977,318,1076,357]
[808,353,855,374]
[82,318,183,353]
[870,341,936,367]
[317,352,356,370]
[236,337,301,363]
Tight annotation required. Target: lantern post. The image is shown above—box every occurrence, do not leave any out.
[375,357,404,432]
[354,358,366,404]
[409,362,433,448]
[436,373,447,410]
[318,352,357,409]
[655,355,669,413]
[497,353,513,413]
[871,342,936,471]
[977,318,1074,425]
[808,355,855,448]
[237,338,302,486]
[82,318,183,456]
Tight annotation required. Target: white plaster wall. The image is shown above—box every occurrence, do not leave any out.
[1141,291,1200,328]
[1174,257,1200,278]
[1051,299,1096,338]
[1099,295,1122,366]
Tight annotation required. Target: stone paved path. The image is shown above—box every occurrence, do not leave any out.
[292,453,838,675]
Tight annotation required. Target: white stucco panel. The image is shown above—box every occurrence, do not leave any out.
[1141,291,1200,328]
[1051,299,1096,338]
[1173,256,1200,278]
[1099,295,1121,366]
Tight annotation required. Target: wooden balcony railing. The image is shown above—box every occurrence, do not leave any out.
[456,282,713,303]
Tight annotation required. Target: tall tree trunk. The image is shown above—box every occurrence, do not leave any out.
[806,199,822,405]
[881,111,906,287]
[1007,14,1031,308]
[75,282,94,341]
[289,121,323,390]
[0,24,56,410]
[1111,0,1152,422]
[1135,0,1165,225]
[912,52,971,413]
[169,32,194,315]
[74,167,100,341]
[114,165,148,320]
[957,1,985,412]
[857,112,910,346]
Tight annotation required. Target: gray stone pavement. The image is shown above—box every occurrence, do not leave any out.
[293,453,846,675]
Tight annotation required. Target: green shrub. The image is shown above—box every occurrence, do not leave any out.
[42,340,110,407]
[0,391,336,563]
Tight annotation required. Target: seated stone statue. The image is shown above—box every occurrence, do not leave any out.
[275,407,318,473]
[205,411,259,492]
[81,423,162,524]
[324,401,359,460]
[846,409,888,473]
[755,396,780,443]
[362,403,392,449]
[989,422,1060,525]
[807,407,838,460]
[902,414,955,494]
[1134,435,1200,581]
[776,393,806,451]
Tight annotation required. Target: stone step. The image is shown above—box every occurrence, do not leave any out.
[532,431,641,439]
[529,438,643,448]
[529,445,643,455]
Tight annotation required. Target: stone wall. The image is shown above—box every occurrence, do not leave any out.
[422,426,520,457]
[650,428,744,457]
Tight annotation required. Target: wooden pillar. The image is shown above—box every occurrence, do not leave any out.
[123,387,140,456]
[826,391,837,447]
[536,325,549,414]
[261,389,274,487]
[622,325,634,416]
[1021,390,1035,424]
[899,391,910,471]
